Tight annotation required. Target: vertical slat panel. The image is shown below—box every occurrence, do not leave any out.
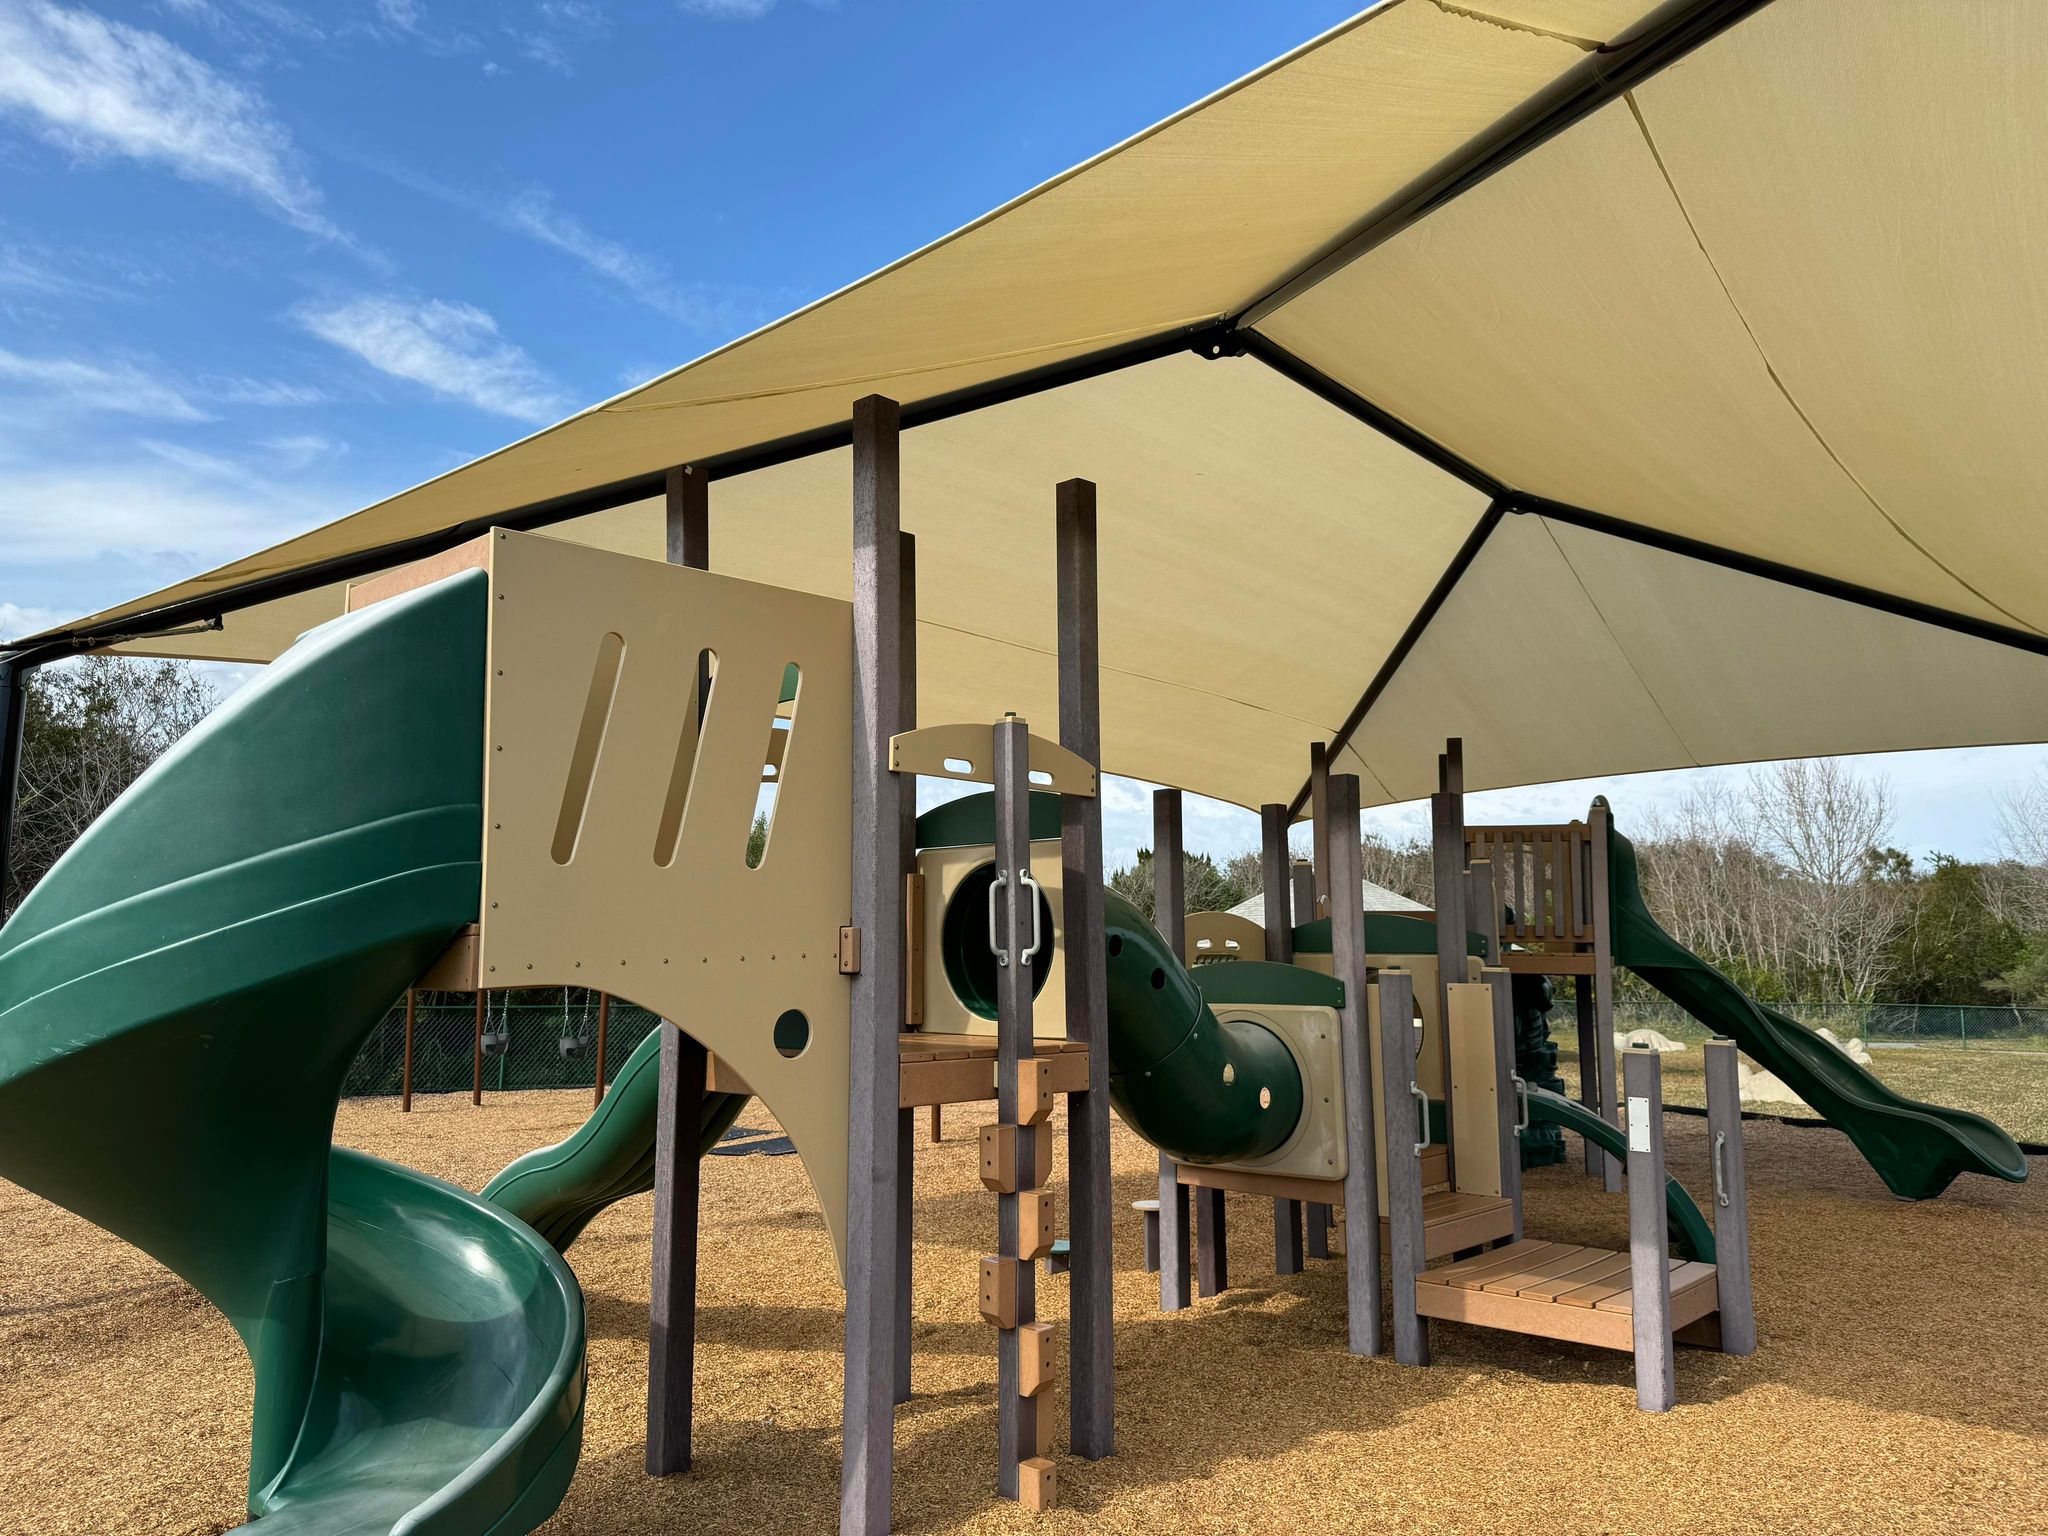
[840,397,903,1536]
[1056,479,1114,1460]
[1325,772,1382,1356]
[1152,790,1192,1313]
[1624,1047,1676,1411]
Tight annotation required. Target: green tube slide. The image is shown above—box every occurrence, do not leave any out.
[484,1024,749,1251]
[0,570,584,1535]
[1603,801,2028,1200]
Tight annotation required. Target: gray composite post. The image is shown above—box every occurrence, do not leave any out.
[648,463,711,1477]
[1152,789,1193,1311]
[992,718,1039,1496]
[1430,741,1466,1184]
[1575,977,1600,1178]
[1376,965,1428,1365]
[1290,862,1316,938]
[1589,803,1622,1194]
[1324,773,1382,1355]
[0,657,26,923]
[1703,1037,1756,1355]
[1308,741,1331,911]
[841,395,905,1535]
[1483,966,1523,1240]
[1623,1045,1675,1411]
[1261,803,1303,1276]
[1054,479,1115,1459]
[893,532,918,1406]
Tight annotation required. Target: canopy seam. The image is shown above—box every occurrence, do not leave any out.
[1533,515,1699,766]
[1621,89,2040,637]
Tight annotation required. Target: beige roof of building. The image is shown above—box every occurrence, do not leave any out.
[1229,885,1428,926]
[27,0,2048,814]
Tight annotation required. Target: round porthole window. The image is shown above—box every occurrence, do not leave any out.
[774,1008,811,1058]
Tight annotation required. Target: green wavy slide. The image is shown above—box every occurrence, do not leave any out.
[1603,800,2028,1200]
[485,1023,749,1251]
[0,570,585,1535]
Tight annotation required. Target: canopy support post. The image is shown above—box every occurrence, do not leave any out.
[1152,789,1193,1313]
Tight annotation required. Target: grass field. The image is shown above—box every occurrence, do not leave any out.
[1555,1017,2048,1143]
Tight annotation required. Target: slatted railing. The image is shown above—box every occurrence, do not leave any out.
[1465,823,1594,948]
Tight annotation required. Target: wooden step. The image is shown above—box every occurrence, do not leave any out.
[1380,1189,1516,1258]
[1415,1242,1718,1352]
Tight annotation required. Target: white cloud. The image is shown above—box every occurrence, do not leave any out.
[0,458,323,568]
[1,599,68,643]
[202,374,327,407]
[502,187,772,330]
[294,293,565,423]
[0,1,337,237]
[681,0,775,17]
[257,432,343,468]
[0,345,209,420]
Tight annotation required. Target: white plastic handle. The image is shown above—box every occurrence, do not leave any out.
[1411,1083,1431,1157]
[1512,1072,1530,1136]
[1017,868,1043,962]
[988,868,1010,967]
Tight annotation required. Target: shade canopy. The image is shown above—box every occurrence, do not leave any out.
[28,0,2048,813]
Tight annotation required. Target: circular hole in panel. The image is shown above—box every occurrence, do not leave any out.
[774,1009,811,1059]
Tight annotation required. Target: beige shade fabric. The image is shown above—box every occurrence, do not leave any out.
[34,0,2048,816]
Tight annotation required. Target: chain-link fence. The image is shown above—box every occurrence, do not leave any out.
[1550,1000,2048,1145]
[342,990,663,1102]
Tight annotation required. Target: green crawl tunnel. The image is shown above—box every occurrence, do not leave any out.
[917,793,1305,1164]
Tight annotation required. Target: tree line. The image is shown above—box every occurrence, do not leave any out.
[14,657,2048,1012]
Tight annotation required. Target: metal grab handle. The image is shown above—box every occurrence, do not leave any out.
[1411,1083,1431,1157]
[988,868,1011,968]
[1713,1130,1730,1208]
[1017,868,1044,962]
[1511,1072,1530,1136]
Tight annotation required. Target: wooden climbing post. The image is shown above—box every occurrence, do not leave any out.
[840,396,905,1536]
[1704,1037,1756,1355]
[1152,788,1193,1312]
[1623,1045,1675,1410]
[1324,772,1381,1355]
[401,988,416,1113]
[991,716,1044,1500]
[592,993,610,1108]
[1055,478,1114,1461]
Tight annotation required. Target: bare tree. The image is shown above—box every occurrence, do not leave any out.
[8,656,214,911]
[1989,770,2048,928]
[1746,759,1903,1002]
[1358,830,1434,905]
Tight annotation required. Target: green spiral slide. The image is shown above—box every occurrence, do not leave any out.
[0,570,585,1535]
[1603,800,2027,1200]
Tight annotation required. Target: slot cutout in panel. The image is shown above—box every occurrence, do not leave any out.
[747,662,801,869]
[551,630,626,865]
[654,648,718,867]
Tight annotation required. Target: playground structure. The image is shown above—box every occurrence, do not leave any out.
[6,2,2048,1531]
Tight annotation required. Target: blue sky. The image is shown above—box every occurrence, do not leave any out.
[1,0,2043,872]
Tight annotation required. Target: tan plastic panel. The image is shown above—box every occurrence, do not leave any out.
[914,839,1070,1041]
[889,721,1096,796]
[1446,981,1503,1200]
[1185,910,1265,965]
[477,530,855,1269]
[1209,1003,1346,1183]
